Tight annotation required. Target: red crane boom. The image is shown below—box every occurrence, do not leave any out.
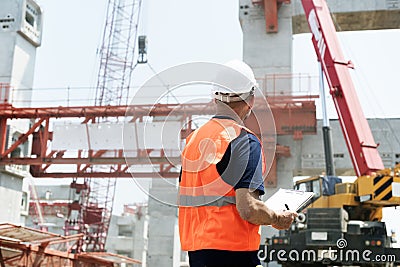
[301,0,384,176]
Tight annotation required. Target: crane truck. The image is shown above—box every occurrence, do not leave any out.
[261,0,400,266]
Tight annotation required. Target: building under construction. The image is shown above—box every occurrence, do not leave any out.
[0,0,399,266]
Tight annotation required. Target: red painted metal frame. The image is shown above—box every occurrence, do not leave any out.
[301,0,384,176]
[0,223,141,266]
[264,0,278,32]
[0,96,316,178]
[252,0,291,33]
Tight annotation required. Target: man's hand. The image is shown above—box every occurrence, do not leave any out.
[272,211,298,230]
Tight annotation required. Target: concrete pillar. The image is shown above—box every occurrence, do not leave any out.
[239,0,293,81]
[146,178,177,267]
[0,0,42,224]
[0,174,24,223]
[133,212,147,263]
[240,3,295,265]
[240,0,294,194]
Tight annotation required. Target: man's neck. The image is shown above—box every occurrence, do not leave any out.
[215,101,244,125]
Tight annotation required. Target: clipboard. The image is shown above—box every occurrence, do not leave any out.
[264,188,314,212]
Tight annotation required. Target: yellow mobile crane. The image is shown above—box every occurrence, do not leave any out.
[263,0,400,266]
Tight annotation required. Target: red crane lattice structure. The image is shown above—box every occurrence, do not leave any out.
[64,0,144,252]
[95,0,143,106]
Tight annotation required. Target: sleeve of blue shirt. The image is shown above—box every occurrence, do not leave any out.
[216,130,265,195]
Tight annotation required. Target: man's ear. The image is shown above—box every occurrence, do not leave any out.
[251,97,255,108]
[246,95,255,109]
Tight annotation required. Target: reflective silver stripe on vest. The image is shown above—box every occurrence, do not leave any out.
[179,195,236,207]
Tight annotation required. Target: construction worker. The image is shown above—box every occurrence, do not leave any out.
[178,60,297,267]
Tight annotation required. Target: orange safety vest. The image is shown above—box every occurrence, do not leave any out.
[179,117,266,251]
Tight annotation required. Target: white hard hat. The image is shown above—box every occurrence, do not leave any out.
[212,59,258,102]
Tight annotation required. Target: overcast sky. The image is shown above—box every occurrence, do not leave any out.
[31,0,400,235]
[33,0,400,118]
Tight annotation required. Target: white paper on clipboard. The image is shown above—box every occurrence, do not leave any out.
[265,189,314,212]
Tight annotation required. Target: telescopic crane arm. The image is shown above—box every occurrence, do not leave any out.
[301,0,384,177]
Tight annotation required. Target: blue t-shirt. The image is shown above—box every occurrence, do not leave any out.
[214,116,265,195]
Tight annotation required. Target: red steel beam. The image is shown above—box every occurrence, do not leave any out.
[253,0,291,33]
[0,116,7,154]
[32,171,180,178]
[0,98,315,119]
[264,0,278,32]
[1,118,45,158]
[0,156,179,165]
